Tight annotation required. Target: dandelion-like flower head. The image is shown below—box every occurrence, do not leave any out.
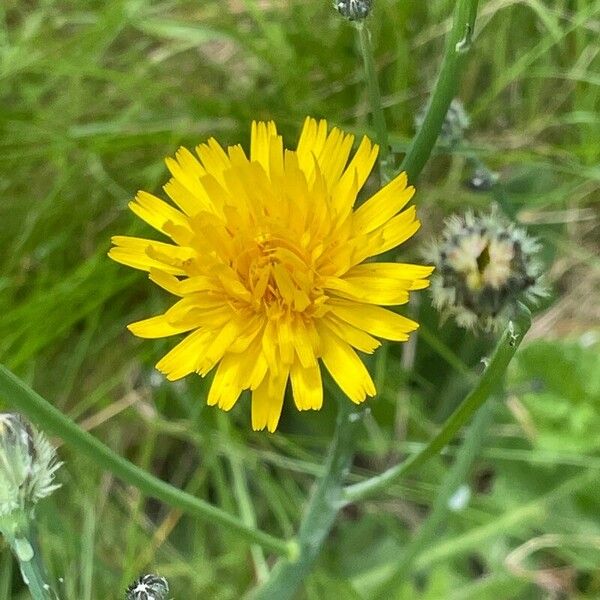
[0,413,61,518]
[110,118,432,431]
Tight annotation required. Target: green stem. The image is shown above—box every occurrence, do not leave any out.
[16,549,53,600]
[231,453,270,583]
[400,0,480,181]
[247,401,362,600]
[344,303,531,502]
[375,398,495,597]
[1,522,54,600]
[219,413,269,583]
[355,21,392,181]
[0,365,296,559]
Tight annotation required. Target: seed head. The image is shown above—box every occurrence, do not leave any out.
[126,574,170,600]
[335,0,372,21]
[427,210,546,331]
[0,413,61,519]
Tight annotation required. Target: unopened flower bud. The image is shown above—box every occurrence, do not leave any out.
[0,413,61,519]
[427,210,546,330]
[334,0,372,21]
[126,574,170,600]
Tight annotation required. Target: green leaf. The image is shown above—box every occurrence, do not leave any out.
[509,337,600,453]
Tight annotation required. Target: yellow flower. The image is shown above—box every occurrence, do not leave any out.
[109,118,432,432]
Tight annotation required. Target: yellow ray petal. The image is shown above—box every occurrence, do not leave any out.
[164,297,233,330]
[172,146,206,179]
[207,354,243,410]
[128,191,191,239]
[329,300,419,341]
[317,127,354,188]
[330,165,359,220]
[345,262,434,281]
[128,314,196,339]
[196,137,231,187]
[276,314,295,365]
[163,177,208,216]
[148,268,184,296]
[321,315,381,354]
[145,245,197,274]
[251,369,289,432]
[111,235,197,274]
[290,360,323,411]
[357,206,421,262]
[108,238,186,275]
[296,117,328,178]
[164,146,217,215]
[155,329,213,381]
[322,275,411,306]
[196,319,245,376]
[339,135,378,194]
[228,335,268,392]
[228,316,264,353]
[352,172,414,235]
[291,317,318,368]
[251,120,279,175]
[319,326,375,404]
[261,320,280,376]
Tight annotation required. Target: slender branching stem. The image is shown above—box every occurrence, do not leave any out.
[400,0,480,181]
[1,521,54,600]
[355,21,393,182]
[344,304,531,503]
[374,397,496,596]
[0,365,297,559]
[246,401,363,600]
[219,413,269,582]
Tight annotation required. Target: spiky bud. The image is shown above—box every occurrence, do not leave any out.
[0,413,61,519]
[126,574,170,600]
[334,0,372,21]
[427,210,546,330]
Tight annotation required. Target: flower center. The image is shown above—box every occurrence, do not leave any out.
[233,234,324,318]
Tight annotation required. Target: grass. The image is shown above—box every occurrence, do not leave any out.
[1,0,599,598]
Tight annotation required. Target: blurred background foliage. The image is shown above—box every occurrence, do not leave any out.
[0,0,599,598]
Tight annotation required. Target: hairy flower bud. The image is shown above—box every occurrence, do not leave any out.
[0,413,61,519]
[427,210,546,330]
[126,574,170,600]
[334,0,372,21]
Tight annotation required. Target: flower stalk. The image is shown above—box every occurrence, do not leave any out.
[344,302,531,502]
[355,21,393,182]
[1,520,55,600]
[401,0,480,181]
[219,413,269,582]
[0,365,296,559]
[374,396,496,597]
[247,401,363,600]
[0,413,60,599]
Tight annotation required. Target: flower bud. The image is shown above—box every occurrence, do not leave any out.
[427,210,546,330]
[334,0,372,21]
[0,413,61,519]
[126,574,170,600]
